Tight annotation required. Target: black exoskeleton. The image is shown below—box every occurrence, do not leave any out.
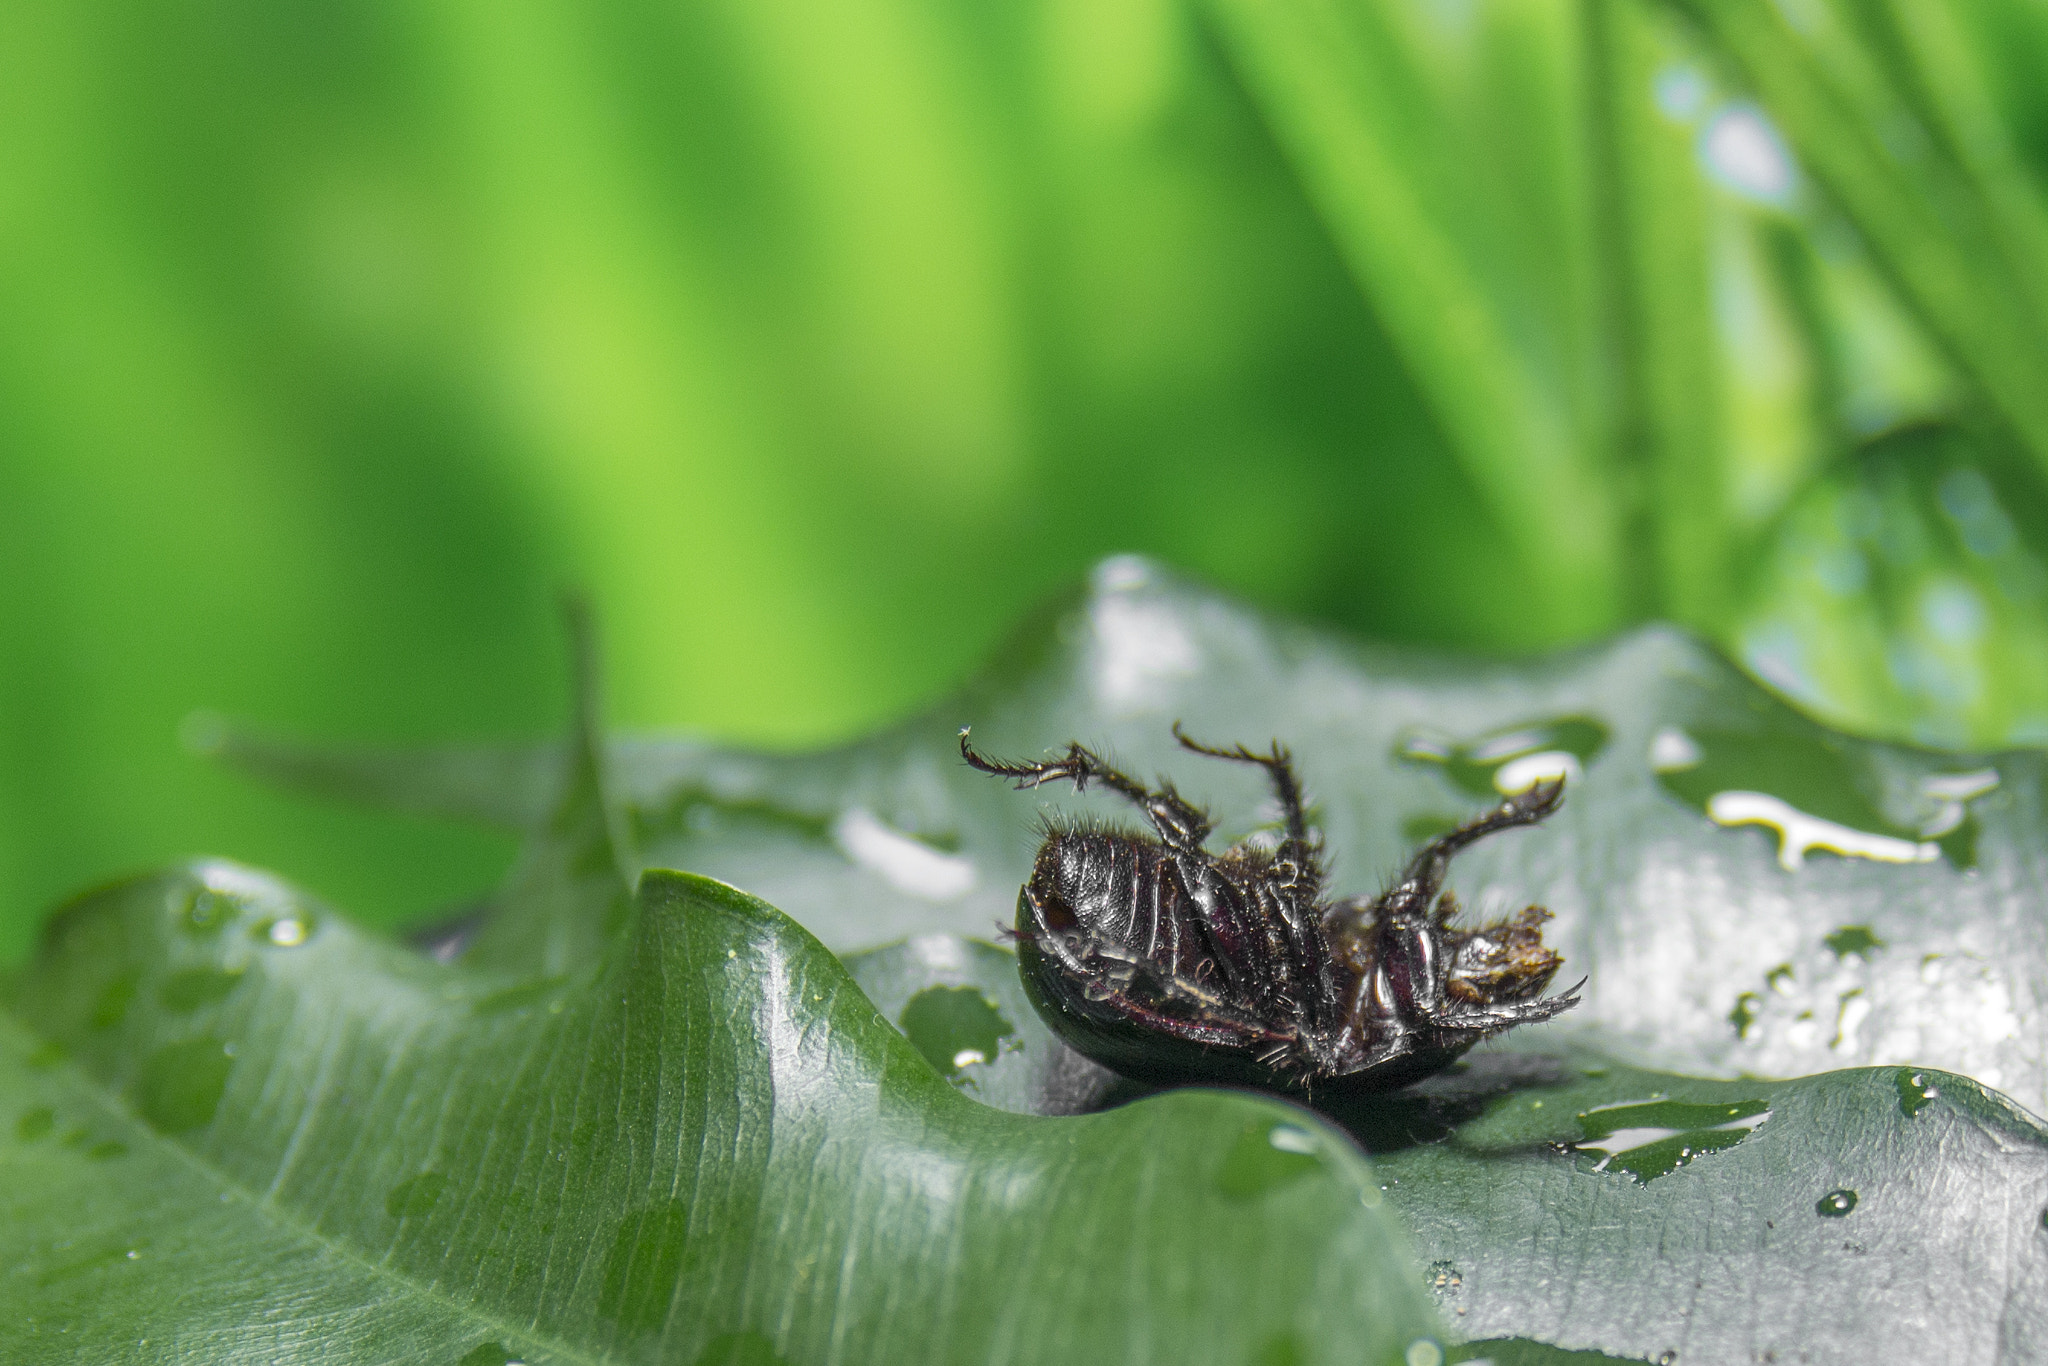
[961,724,1580,1094]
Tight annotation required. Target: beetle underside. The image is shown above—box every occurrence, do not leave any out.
[962,724,1580,1095]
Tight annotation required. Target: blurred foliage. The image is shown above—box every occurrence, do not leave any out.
[4,0,2048,955]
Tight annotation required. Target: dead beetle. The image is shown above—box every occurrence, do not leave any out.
[961,724,1580,1095]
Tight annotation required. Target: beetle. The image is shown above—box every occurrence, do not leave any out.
[960,723,1580,1095]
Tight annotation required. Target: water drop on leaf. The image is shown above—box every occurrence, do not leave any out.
[1816,1188,1858,1217]
[136,1038,233,1135]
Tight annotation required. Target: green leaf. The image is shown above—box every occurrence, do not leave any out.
[224,560,2048,1121]
[1,864,1439,1364]
[82,557,2048,1356]
[1677,0,2048,481]
[1733,422,2048,747]
[1198,0,2048,749]
[457,598,639,979]
[1201,0,1628,631]
[849,929,2048,1361]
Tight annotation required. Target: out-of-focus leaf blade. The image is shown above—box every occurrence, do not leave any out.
[458,599,638,977]
[1735,422,2048,748]
[1680,0,2048,479]
[1204,0,1623,632]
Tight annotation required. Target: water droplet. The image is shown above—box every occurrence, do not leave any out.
[1766,963,1795,995]
[135,1038,233,1135]
[1817,1188,1858,1217]
[254,916,311,948]
[471,976,569,1017]
[1649,726,1702,772]
[1404,1340,1443,1366]
[1395,717,1608,798]
[458,1344,513,1366]
[1824,926,1884,959]
[1729,992,1760,1040]
[1701,104,1797,205]
[897,986,1014,1082]
[181,889,235,937]
[1658,1352,1678,1366]
[159,967,244,1013]
[16,1106,54,1142]
[1267,1123,1317,1154]
[1216,1118,1323,1199]
[832,810,976,901]
[1572,1098,1771,1181]
[1895,1069,1940,1117]
[34,1239,149,1286]
[386,1172,448,1220]
[1706,791,1936,870]
[1912,769,1996,866]
[1656,729,1978,868]
[1831,992,1870,1052]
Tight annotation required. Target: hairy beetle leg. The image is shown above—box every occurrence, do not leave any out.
[960,728,1214,851]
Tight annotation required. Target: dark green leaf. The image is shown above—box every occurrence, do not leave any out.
[856,928,2048,1361]
[1732,422,2048,747]
[1,857,1438,1364]
[245,562,2048,1117]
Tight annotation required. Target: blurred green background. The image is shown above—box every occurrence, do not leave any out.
[6,0,2048,958]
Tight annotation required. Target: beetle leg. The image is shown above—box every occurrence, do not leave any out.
[1172,724,1332,989]
[960,729,1214,852]
[1171,723,1311,850]
[1388,778,1564,911]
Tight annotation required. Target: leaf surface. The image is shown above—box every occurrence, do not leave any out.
[232,561,2048,1118]
[857,928,2048,1363]
[1,862,1438,1364]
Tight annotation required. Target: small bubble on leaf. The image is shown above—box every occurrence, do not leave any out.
[136,1038,234,1135]
[257,916,310,947]
[1216,1119,1322,1199]
[897,986,1013,1081]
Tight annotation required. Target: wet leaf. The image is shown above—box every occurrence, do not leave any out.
[200,559,2048,1357]
[0,631,1441,1364]
[852,929,2048,1362]
[233,561,2048,1119]
[0,873,1437,1365]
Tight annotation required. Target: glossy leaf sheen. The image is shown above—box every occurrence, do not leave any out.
[1,865,1434,1363]
[856,926,2048,1363]
[241,561,2048,1117]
